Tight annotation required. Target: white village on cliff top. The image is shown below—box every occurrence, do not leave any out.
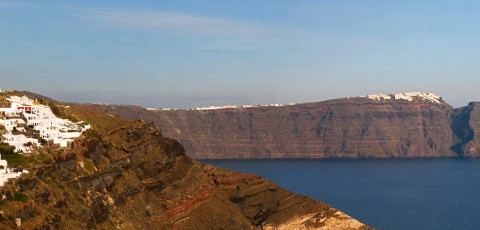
[0,91,90,186]
[361,92,442,104]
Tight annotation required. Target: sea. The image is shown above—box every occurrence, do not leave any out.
[203,158,480,230]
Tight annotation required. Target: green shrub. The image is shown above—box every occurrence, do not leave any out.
[13,193,27,203]
[0,143,15,155]
[49,103,79,122]
[84,129,99,139]
[0,144,40,166]
[83,159,95,173]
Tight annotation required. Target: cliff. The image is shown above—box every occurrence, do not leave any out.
[85,93,468,159]
[0,100,372,229]
[451,102,480,157]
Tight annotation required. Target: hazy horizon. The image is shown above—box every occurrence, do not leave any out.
[0,88,473,110]
[1,0,479,108]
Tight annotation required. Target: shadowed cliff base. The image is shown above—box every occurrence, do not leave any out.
[450,103,474,155]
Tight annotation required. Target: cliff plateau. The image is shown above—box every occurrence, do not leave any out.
[85,92,479,159]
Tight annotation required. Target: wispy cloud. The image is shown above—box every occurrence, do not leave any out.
[80,9,293,37]
[0,1,296,49]
[0,1,87,10]
[0,1,34,8]
[0,1,292,37]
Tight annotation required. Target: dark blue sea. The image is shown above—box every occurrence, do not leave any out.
[203,158,480,230]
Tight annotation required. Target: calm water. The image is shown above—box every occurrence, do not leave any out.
[203,158,480,230]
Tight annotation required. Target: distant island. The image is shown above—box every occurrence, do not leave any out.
[85,92,480,159]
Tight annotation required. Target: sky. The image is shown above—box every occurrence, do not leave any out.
[0,0,479,108]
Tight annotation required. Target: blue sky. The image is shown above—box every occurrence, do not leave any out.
[0,0,479,108]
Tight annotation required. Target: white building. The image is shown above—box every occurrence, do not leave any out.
[1,95,89,151]
[0,154,27,187]
[2,133,39,153]
[0,118,25,131]
[0,106,20,117]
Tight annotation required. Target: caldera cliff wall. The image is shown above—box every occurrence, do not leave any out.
[86,97,461,159]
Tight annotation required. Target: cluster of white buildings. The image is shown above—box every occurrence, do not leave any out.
[146,103,291,112]
[361,92,442,104]
[0,94,89,187]
[146,92,443,113]
[0,154,28,187]
[193,103,286,111]
[0,95,90,153]
[146,107,176,111]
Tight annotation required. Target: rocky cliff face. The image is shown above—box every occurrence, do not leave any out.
[451,102,480,157]
[86,94,463,159]
[0,104,372,229]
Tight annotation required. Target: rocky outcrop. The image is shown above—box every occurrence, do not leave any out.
[86,95,462,159]
[0,105,372,229]
[451,102,480,157]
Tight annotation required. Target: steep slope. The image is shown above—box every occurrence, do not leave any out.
[451,102,480,157]
[0,102,372,229]
[86,93,457,159]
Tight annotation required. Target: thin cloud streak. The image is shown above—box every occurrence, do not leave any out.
[81,9,295,37]
[0,1,35,8]
[0,1,297,48]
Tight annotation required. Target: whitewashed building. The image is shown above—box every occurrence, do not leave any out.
[2,133,39,153]
[0,95,90,151]
[0,154,27,187]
